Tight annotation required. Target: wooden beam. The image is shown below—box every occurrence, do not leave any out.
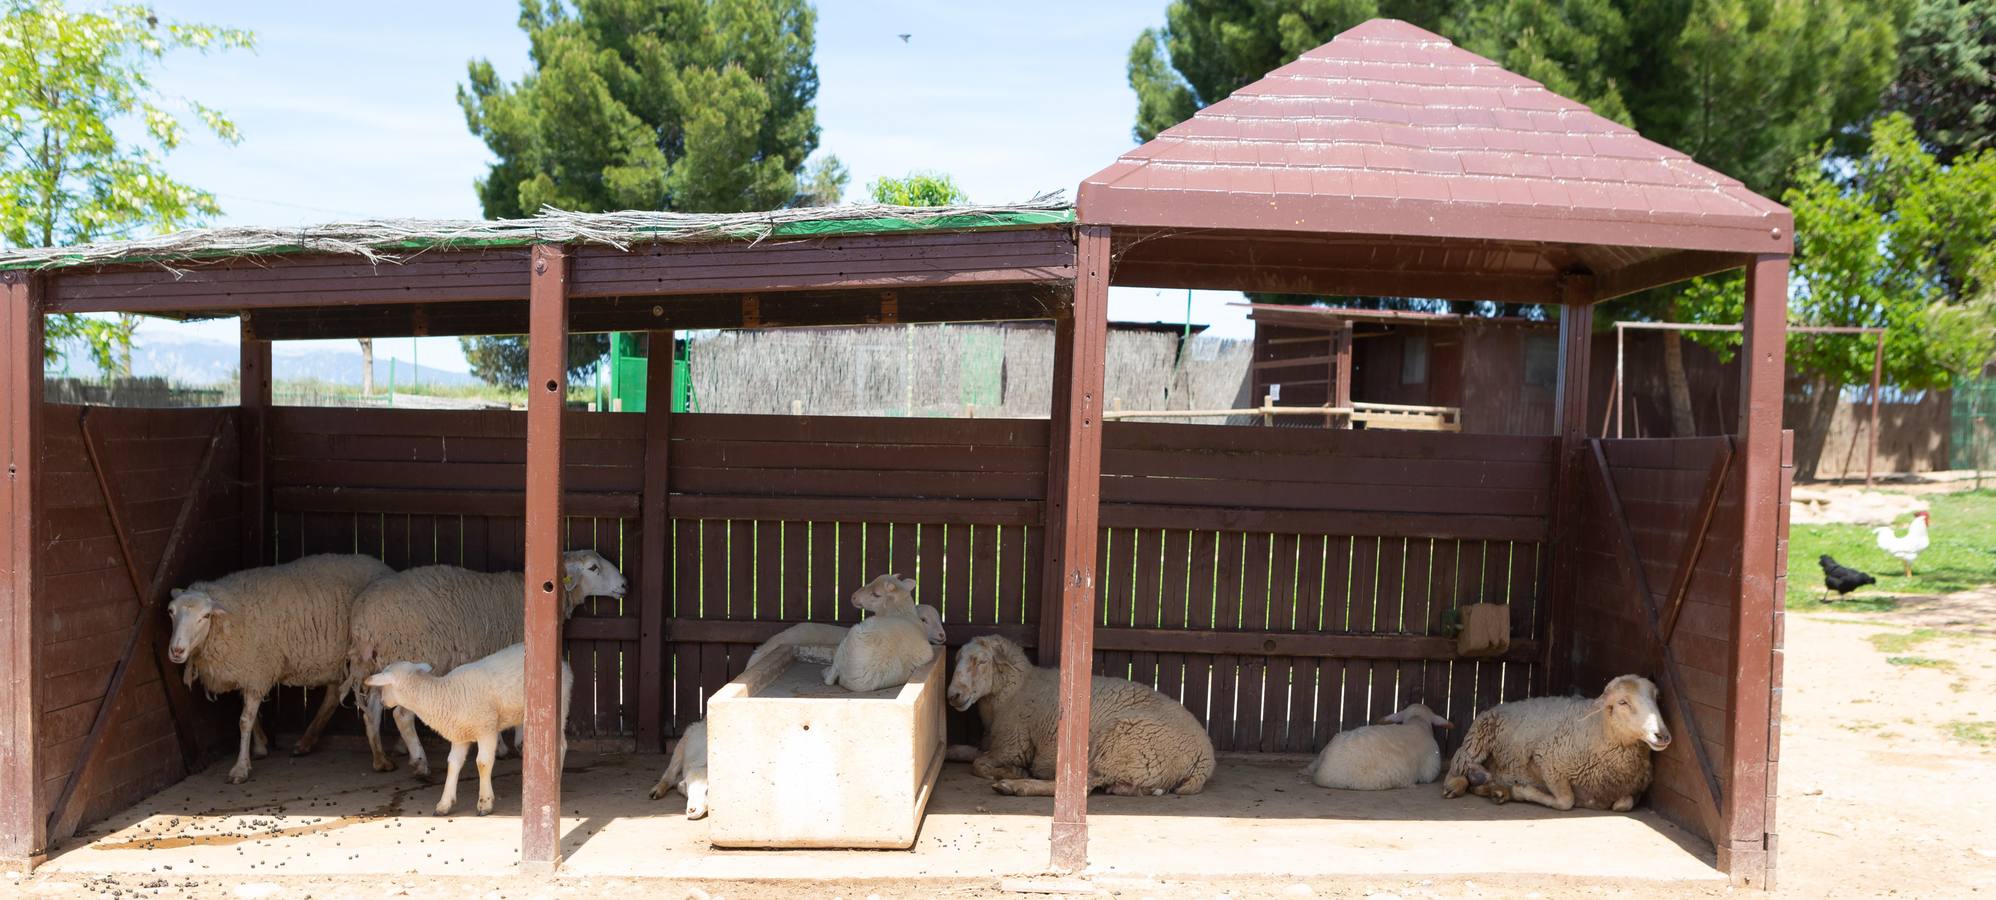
[521,245,568,874]
[1661,438,1735,642]
[239,318,271,567]
[47,413,228,842]
[1,271,45,867]
[1038,316,1075,664]
[1585,441,1726,841]
[1049,225,1110,871]
[666,618,1037,649]
[1541,280,1593,695]
[636,331,673,751]
[1723,255,1787,888]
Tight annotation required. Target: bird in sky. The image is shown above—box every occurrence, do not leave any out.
[898,33,911,42]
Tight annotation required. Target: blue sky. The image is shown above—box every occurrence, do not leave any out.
[123,0,1250,375]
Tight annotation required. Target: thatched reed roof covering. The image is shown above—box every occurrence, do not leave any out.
[0,198,1073,272]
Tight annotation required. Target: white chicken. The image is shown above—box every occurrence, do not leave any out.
[1874,510,1931,577]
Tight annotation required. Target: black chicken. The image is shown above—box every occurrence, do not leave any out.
[1819,554,1876,601]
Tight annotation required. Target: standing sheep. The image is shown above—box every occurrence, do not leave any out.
[347,549,626,778]
[1441,674,1671,812]
[647,720,709,819]
[947,635,1214,797]
[1302,703,1453,790]
[364,643,571,816]
[166,553,393,783]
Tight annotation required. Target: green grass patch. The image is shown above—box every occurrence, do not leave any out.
[1886,655,1954,669]
[1947,720,1996,746]
[1869,629,1943,653]
[1787,489,1996,612]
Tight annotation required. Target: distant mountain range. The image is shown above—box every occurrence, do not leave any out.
[49,337,481,388]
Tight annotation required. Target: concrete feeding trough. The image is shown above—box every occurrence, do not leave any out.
[705,644,945,848]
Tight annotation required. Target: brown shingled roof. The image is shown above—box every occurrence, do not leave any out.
[1082,19,1792,302]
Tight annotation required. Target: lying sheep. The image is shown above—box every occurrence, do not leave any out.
[167,553,393,783]
[947,635,1214,797]
[823,610,933,692]
[647,720,709,819]
[364,642,571,816]
[1441,674,1670,812]
[1303,703,1453,790]
[347,549,626,778]
[743,605,945,670]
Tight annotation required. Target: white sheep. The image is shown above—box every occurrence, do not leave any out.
[947,635,1214,797]
[1441,674,1671,812]
[364,642,571,816]
[166,553,393,783]
[1302,703,1453,790]
[647,720,709,819]
[745,607,945,670]
[822,613,933,693]
[346,549,626,778]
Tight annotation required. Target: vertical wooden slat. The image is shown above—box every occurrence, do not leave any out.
[917,522,946,615]
[564,519,596,736]
[781,520,808,623]
[704,520,732,621]
[1543,288,1594,695]
[969,523,998,625]
[427,515,455,568]
[1130,527,1163,690]
[1038,315,1075,665]
[1049,224,1110,872]
[3,272,45,864]
[1183,530,1217,730]
[1723,254,1787,888]
[520,244,567,874]
[672,519,702,735]
[382,514,412,569]
[731,519,756,621]
[809,521,836,622]
[754,519,781,622]
[862,522,890,606]
[1236,532,1271,749]
[637,332,673,749]
[1209,532,1244,749]
[1289,535,1324,751]
[1017,525,1042,632]
[238,319,271,568]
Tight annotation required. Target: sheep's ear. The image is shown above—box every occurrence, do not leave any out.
[170,588,184,599]
[363,673,393,688]
[896,576,916,592]
[1434,716,1455,729]
[414,662,433,674]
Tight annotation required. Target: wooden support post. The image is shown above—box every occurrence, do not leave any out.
[1331,320,1353,429]
[47,413,227,842]
[1866,331,1883,487]
[1723,255,1787,888]
[637,331,674,750]
[1048,225,1110,872]
[239,317,272,566]
[1038,317,1075,665]
[1540,277,1593,695]
[521,245,568,874]
[1,272,44,869]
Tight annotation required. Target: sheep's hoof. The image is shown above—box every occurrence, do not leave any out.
[991,780,1025,796]
[250,746,268,761]
[291,742,316,758]
[686,808,707,820]
[433,804,452,816]
[1486,785,1512,804]
[227,766,251,785]
[476,802,493,816]
[648,787,666,801]
[1612,796,1635,813]
[1440,777,1467,799]
[372,758,397,773]
[411,766,434,784]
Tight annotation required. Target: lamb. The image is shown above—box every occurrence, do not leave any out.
[947,635,1214,797]
[166,553,394,783]
[821,573,944,692]
[1441,674,1671,812]
[364,642,571,816]
[1302,703,1453,790]
[647,720,709,819]
[743,605,945,670]
[346,549,626,777]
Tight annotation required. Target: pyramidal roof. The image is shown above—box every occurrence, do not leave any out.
[1081,20,1791,260]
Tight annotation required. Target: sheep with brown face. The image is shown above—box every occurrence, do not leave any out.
[1441,674,1671,812]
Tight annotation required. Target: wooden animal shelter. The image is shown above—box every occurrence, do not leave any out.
[0,19,1793,889]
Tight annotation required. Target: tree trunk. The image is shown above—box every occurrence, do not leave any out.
[1793,374,1842,482]
[1660,301,1698,436]
[359,339,375,395]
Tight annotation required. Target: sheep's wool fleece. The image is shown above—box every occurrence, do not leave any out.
[1455,695,1652,809]
[389,643,572,745]
[1305,721,1441,790]
[349,565,533,680]
[185,554,392,694]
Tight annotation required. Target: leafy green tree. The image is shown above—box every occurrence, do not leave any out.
[460,0,823,217]
[458,0,827,387]
[1883,0,1996,164]
[0,0,251,368]
[868,172,969,206]
[1777,114,1996,476]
